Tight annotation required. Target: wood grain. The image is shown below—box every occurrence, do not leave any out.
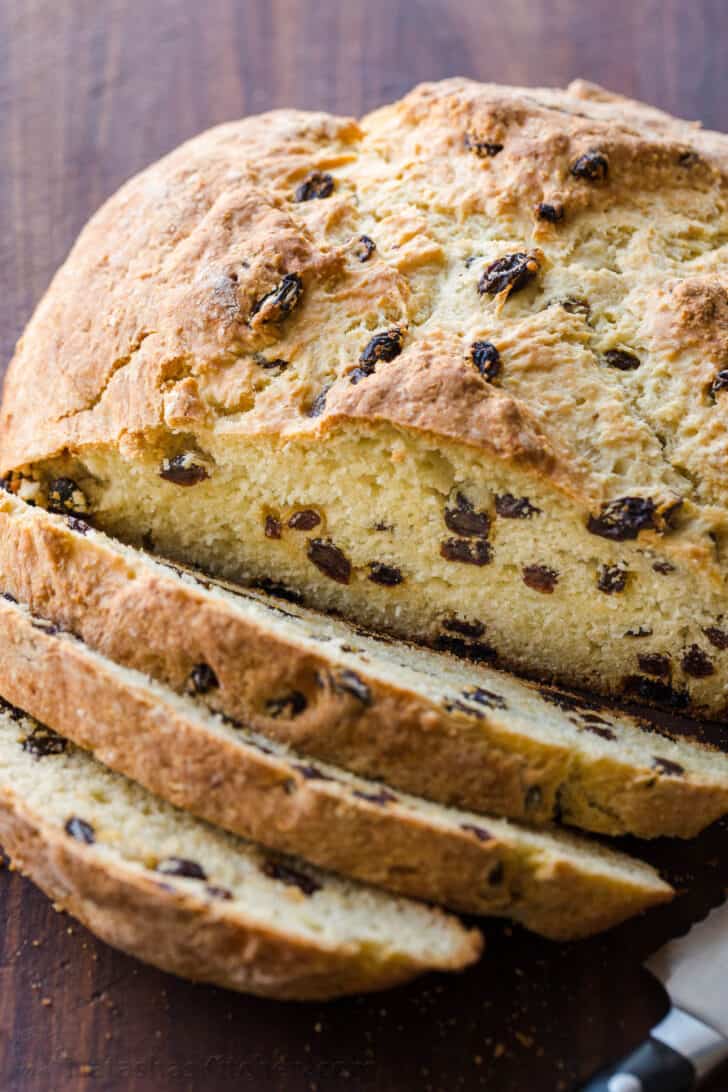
[2,1,728,1089]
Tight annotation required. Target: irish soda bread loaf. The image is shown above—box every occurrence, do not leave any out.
[3,80,728,713]
[0,593,673,938]
[1,493,728,839]
[0,702,480,997]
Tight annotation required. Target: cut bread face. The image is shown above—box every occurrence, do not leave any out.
[3,81,728,715]
[0,703,480,999]
[0,593,673,939]
[1,492,727,840]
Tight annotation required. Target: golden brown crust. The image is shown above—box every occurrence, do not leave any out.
[0,787,478,999]
[0,495,727,840]
[0,593,671,938]
[5,78,728,504]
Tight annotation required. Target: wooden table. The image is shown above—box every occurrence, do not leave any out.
[2,1,728,1088]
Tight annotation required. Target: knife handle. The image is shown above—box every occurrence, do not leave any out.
[579,1007,728,1092]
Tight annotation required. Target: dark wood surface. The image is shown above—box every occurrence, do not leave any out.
[2,1,728,1088]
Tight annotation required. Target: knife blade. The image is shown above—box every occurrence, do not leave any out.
[579,900,728,1091]
[647,899,728,1038]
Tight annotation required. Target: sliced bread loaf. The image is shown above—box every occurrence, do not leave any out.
[0,593,673,938]
[4,493,728,834]
[0,702,480,998]
[0,492,727,839]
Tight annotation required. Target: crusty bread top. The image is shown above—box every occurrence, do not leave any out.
[2,79,728,533]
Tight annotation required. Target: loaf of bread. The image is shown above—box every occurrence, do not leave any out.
[1,492,727,839]
[0,592,673,938]
[2,80,728,714]
[0,701,481,997]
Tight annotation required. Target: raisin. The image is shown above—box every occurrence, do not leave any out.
[47,478,88,516]
[495,493,540,519]
[652,756,685,776]
[710,371,728,397]
[334,669,372,705]
[444,694,486,719]
[522,564,559,593]
[308,383,332,418]
[469,341,501,381]
[536,201,564,223]
[587,497,657,541]
[478,252,540,296]
[293,763,335,782]
[160,454,210,487]
[262,859,321,896]
[65,817,95,844]
[22,726,68,758]
[189,663,219,695]
[462,685,507,710]
[570,150,609,182]
[652,560,675,574]
[250,272,303,323]
[597,564,628,594]
[368,562,403,586]
[67,515,91,535]
[460,823,493,842]
[440,538,492,565]
[265,691,308,718]
[604,349,641,371]
[264,515,282,539]
[206,885,233,900]
[354,235,376,262]
[464,133,503,157]
[444,492,490,537]
[681,645,715,678]
[434,636,496,662]
[359,329,404,367]
[561,296,591,317]
[621,675,688,708]
[288,509,321,531]
[254,354,289,373]
[352,788,397,805]
[32,618,59,636]
[442,618,486,639]
[307,539,351,584]
[638,653,670,678]
[581,722,617,741]
[157,858,208,880]
[294,171,335,201]
[704,626,728,650]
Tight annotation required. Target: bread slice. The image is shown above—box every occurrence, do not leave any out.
[1,492,727,839]
[3,82,728,716]
[0,702,481,998]
[0,593,673,939]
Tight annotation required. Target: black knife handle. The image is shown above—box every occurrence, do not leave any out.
[580,1035,696,1091]
[579,1005,728,1092]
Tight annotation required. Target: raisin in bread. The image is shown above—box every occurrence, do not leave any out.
[3,81,728,714]
[1,492,727,839]
[0,703,480,998]
[0,594,672,939]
